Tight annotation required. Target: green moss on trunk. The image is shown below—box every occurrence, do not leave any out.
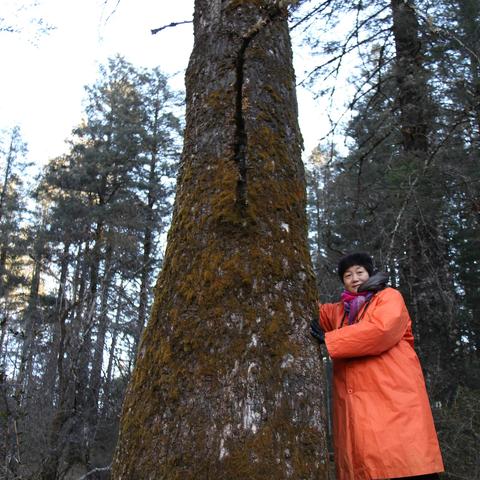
[112,2,328,478]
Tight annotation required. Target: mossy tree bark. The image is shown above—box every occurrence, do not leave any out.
[112,1,327,478]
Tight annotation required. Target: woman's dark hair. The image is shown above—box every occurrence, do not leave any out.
[337,252,374,280]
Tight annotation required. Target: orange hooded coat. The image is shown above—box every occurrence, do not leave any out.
[319,287,444,480]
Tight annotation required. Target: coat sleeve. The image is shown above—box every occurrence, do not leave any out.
[325,288,409,359]
[318,302,338,332]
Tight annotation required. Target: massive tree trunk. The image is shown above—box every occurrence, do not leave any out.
[112,1,327,478]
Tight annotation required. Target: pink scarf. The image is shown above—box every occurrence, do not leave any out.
[341,290,373,325]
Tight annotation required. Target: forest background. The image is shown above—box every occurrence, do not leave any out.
[0,0,479,479]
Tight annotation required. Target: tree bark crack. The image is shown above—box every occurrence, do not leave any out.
[233,36,250,211]
[232,3,287,212]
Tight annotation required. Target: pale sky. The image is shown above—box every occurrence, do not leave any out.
[0,0,331,168]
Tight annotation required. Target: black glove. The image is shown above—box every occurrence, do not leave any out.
[310,319,325,344]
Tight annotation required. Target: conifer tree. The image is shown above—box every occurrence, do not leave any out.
[34,57,181,479]
[0,126,31,479]
[0,127,29,299]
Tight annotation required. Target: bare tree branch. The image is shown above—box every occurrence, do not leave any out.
[151,20,192,35]
[289,0,334,31]
[102,0,121,25]
[76,465,111,480]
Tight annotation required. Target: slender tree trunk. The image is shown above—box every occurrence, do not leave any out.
[391,0,432,323]
[391,0,458,399]
[40,241,92,480]
[64,223,104,476]
[0,313,7,363]
[391,0,429,154]
[0,368,20,479]
[112,2,327,478]
[86,240,114,455]
[472,55,480,145]
[43,241,71,410]
[0,131,16,225]
[391,0,434,353]
[40,243,87,480]
[100,282,124,420]
[454,0,480,357]
[134,153,156,355]
[134,93,169,356]
[455,0,480,144]
[0,247,7,297]
[15,221,46,406]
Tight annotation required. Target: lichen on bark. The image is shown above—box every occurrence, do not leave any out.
[112,1,328,478]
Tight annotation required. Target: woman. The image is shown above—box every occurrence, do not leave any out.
[311,252,444,480]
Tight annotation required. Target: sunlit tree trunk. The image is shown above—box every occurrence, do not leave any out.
[112,1,327,478]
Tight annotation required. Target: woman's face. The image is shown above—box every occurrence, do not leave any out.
[343,265,370,293]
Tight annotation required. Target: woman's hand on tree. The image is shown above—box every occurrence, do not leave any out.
[310,319,325,344]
